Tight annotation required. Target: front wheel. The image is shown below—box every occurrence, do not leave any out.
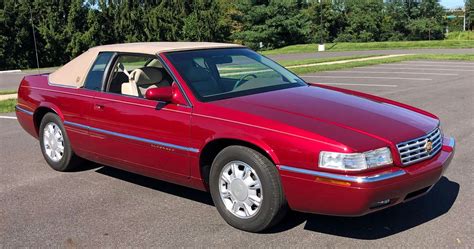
[209,146,287,232]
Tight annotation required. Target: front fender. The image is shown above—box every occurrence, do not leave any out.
[201,133,280,165]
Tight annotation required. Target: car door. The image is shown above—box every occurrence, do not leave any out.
[86,53,194,184]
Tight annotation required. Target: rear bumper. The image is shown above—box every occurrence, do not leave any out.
[278,136,455,216]
[15,105,38,138]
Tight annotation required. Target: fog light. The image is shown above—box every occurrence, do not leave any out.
[370,199,391,209]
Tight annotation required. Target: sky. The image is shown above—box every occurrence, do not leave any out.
[440,0,465,8]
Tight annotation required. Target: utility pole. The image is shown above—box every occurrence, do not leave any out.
[29,5,40,73]
[464,7,466,31]
[318,0,325,52]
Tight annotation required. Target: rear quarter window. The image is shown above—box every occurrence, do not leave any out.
[84,52,114,91]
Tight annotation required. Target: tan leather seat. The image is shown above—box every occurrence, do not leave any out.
[180,60,223,96]
[121,67,168,97]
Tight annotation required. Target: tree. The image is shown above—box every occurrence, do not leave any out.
[1,1,38,69]
[0,4,7,69]
[381,1,410,41]
[405,0,445,40]
[143,1,186,41]
[64,0,87,58]
[113,1,146,43]
[183,0,231,42]
[301,1,346,44]
[231,1,308,49]
[335,1,384,42]
[34,0,72,65]
[466,0,474,30]
[408,18,444,40]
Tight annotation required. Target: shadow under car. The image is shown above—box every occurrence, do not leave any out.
[92,165,458,239]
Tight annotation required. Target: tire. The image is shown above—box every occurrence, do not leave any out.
[209,145,287,232]
[39,113,82,171]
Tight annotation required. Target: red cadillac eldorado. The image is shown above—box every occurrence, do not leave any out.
[16,42,455,232]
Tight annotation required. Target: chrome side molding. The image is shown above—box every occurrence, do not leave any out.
[278,165,406,183]
[64,120,200,153]
[15,105,33,116]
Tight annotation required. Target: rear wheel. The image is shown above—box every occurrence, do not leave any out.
[209,145,287,232]
[39,113,82,171]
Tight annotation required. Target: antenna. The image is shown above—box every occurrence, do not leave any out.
[29,5,40,74]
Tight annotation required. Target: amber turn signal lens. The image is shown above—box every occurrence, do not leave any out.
[314,177,351,187]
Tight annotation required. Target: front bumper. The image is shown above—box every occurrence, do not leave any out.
[278,136,455,216]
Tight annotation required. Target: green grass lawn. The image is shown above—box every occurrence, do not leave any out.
[0,99,16,113]
[446,31,474,40]
[262,40,474,55]
[0,90,17,95]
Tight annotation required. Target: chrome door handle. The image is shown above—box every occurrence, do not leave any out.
[94,104,104,111]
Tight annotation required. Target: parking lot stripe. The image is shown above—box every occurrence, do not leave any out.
[402,61,474,66]
[303,75,432,81]
[366,67,474,72]
[382,64,474,68]
[324,70,458,76]
[314,82,398,87]
[0,116,17,120]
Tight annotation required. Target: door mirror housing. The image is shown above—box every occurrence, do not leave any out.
[145,87,173,102]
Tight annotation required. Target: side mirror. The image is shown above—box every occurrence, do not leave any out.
[145,87,173,102]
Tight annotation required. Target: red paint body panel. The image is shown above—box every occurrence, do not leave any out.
[280,137,454,215]
[87,90,193,185]
[16,76,95,158]
[15,51,455,216]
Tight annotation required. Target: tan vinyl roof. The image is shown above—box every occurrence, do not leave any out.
[49,42,243,88]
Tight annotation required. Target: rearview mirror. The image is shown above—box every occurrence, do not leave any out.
[145,87,173,102]
[210,55,233,64]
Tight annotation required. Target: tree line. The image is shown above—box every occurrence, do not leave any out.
[0,0,461,70]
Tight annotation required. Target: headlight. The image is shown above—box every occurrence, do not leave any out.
[319,147,393,171]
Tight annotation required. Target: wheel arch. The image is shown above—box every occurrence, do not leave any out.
[33,103,64,136]
[199,137,279,185]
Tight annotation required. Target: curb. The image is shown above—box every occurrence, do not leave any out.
[0,94,17,101]
[0,70,21,74]
[286,54,413,69]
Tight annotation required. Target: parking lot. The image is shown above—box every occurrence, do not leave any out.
[1,60,473,247]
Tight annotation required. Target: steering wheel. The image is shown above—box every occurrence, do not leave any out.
[233,74,257,89]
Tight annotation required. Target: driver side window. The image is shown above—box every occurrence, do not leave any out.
[106,54,173,98]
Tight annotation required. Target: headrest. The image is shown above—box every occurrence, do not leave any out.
[185,66,212,82]
[130,67,163,86]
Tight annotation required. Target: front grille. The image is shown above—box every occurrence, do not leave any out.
[396,128,442,166]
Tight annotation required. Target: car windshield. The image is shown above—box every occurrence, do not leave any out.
[165,48,307,102]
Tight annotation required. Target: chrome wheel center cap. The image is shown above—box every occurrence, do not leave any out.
[51,139,57,149]
[230,179,248,201]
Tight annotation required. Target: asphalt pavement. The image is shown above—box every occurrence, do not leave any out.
[267,48,474,61]
[0,68,55,91]
[0,60,473,247]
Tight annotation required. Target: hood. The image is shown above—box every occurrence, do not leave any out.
[211,85,439,151]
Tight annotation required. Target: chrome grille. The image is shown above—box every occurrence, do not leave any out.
[396,128,442,166]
